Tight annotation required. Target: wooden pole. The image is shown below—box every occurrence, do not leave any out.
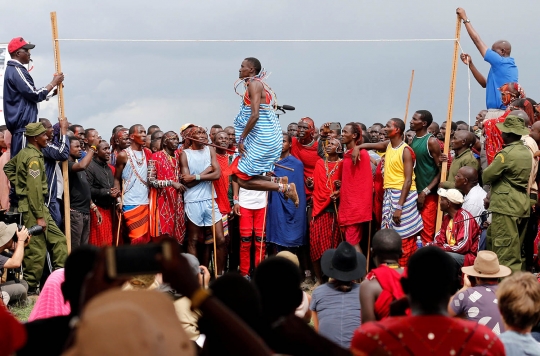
[436,16,462,231]
[50,12,71,253]
[403,70,415,124]
[211,184,218,278]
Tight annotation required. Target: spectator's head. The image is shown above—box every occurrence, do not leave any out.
[497,272,540,333]
[150,130,163,142]
[69,138,83,160]
[454,166,478,193]
[499,82,525,106]
[461,251,510,285]
[370,123,383,143]
[181,253,209,289]
[224,126,236,147]
[371,229,402,267]
[253,256,303,322]
[114,128,130,150]
[68,125,85,142]
[150,139,161,153]
[437,188,464,214]
[147,125,160,136]
[385,118,405,139]
[282,132,292,154]
[8,37,35,65]
[25,122,48,149]
[63,289,195,356]
[497,115,529,145]
[61,245,99,316]
[450,130,471,151]
[297,117,315,143]
[440,121,457,142]
[0,125,6,149]
[210,125,223,143]
[401,247,460,315]
[214,131,229,152]
[38,118,54,141]
[530,121,540,145]
[96,140,111,163]
[342,122,363,147]
[475,110,488,129]
[0,222,18,252]
[321,242,366,291]
[129,124,147,147]
[405,130,415,145]
[287,122,298,137]
[84,128,99,146]
[411,110,433,132]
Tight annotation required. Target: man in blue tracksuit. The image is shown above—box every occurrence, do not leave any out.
[3,37,64,159]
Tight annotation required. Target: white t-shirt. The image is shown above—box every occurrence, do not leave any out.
[239,188,267,210]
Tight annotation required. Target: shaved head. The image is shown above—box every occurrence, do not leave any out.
[454,130,471,145]
[458,166,478,184]
[372,229,402,259]
[509,109,531,127]
[492,40,511,56]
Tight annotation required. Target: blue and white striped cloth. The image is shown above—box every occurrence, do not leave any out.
[381,189,423,238]
[234,103,282,176]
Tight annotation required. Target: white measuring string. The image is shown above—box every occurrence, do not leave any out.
[456,40,472,128]
[55,38,458,43]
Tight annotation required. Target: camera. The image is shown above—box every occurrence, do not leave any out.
[17,224,43,237]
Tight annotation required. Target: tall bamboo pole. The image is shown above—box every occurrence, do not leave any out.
[436,16,462,231]
[50,12,71,253]
[403,70,415,124]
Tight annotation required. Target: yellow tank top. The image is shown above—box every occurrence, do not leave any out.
[383,142,417,190]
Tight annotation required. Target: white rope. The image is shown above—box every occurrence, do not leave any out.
[55,38,458,43]
[456,41,472,128]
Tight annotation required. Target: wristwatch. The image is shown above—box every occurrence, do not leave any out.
[463,19,471,24]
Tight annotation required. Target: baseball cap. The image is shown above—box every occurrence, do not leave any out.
[8,37,35,54]
[437,188,464,204]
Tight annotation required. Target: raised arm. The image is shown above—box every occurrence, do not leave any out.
[456,8,488,57]
[460,54,487,88]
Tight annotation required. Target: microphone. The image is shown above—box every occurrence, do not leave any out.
[281,105,295,111]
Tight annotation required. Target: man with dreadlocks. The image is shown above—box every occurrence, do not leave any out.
[339,123,373,253]
[358,119,423,266]
[231,57,299,207]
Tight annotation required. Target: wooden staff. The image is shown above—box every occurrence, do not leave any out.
[115,180,125,246]
[211,184,218,278]
[50,12,71,253]
[436,16,462,231]
[186,136,294,172]
[258,192,269,264]
[403,70,415,124]
[366,222,372,272]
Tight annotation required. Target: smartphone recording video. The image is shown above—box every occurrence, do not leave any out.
[105,241,172,279]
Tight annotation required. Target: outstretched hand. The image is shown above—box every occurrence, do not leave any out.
[238,142,246,156]
[460,53,472,65]
[351,146,361,165]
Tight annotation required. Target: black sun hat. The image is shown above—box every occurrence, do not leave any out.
[321,241,367,282]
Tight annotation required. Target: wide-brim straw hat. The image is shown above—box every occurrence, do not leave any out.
[321,241,366,282]
[461,250,511,278]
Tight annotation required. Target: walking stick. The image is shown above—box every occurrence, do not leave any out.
[259,192,269,264]
[403,70,415,125]
[211,184,218,279]
[50,12,71,253]
[366,222,372,272]
[115,180,124,246]
[436,15,462,231]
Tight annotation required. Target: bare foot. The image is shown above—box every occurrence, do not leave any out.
[284,183,299,208]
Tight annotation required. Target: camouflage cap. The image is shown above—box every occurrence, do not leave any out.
[24,122,47,137]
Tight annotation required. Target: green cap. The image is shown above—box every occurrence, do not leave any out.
[24,122,47,137]
[496,115,529,136]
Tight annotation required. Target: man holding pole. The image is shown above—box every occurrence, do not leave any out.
[456,8,518,119]
[3,38,64,159]
[3,123,68,295]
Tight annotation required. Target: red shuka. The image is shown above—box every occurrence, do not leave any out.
[339,149,373,226]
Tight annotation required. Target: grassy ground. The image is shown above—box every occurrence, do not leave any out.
[9,298,35,322]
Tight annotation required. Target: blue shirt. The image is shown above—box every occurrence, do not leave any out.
[484,49,518,110]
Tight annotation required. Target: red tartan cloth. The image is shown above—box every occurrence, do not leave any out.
[149,150,186,244]
[339,149,373,226]
[399,236,416,267]
[312,159,342,217]
[291,137,320,198]
[310,211,340,261]
[89,206,114,246]
[484,111,510,165]
[215,153,232,215]
[365,265,405,320]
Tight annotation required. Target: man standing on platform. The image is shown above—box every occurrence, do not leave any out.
[409,110,441,245]
[114,124,152,244]
[3,38,64,159]
[483,116,531,273]
[457,8,518,119]
[3,123,67,295]
[148,131,186,243]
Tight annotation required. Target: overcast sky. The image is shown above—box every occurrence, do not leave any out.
[1,0,539,138]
